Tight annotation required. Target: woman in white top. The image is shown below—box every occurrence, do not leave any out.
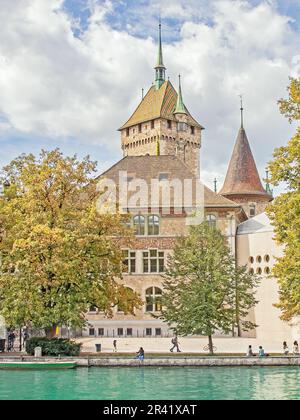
[293,341,299,355]
[283,341,289,355]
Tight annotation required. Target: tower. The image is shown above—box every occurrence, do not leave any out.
[220,99,273,217]
[119,24,203,177]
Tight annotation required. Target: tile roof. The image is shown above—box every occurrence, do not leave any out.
[99,155,240,208]
[119,81,203,130]
[220,128,272,198]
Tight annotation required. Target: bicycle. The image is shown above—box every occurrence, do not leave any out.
[203,344,217,352]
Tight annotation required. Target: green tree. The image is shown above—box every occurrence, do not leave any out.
[267,77,300,321]
[0,149,141,335]
[160,223,258,354]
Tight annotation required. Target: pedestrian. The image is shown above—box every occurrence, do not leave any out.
[293,341,299,356]
[136,347,145,363]
[170,335,181,353]
[113,339,117,352]
[7,330,15,352]
[283,341,289,355]
[258,346,265,357]
[22,329,29,349]
[246,345,255,357]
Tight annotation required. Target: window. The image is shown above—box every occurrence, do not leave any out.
[117,328,124,336]
[143,250,165,273]
[257,267,262,275]
[126,328,133,336]
[264,267,271,275]
[146,328,152,337]
[178,122,187,132]
[159,173,169,182]
[148,215,160,236]
[249,268,254,275]
[264,255,270,263]
[138,124,142,133]
[206,214,217,229]
[256,256,262,263]
[98,328,104,336]
[151,120,155,129]
[155,328,162,336]
[122,250,136,274]
[133,215,145,235]
[146,287,163,312]
[126,128,130,137]
[191,126,195,135]
[249,257,254,264]
[167,120,172,129]
[89,328,95,336]
[249,204,256,217]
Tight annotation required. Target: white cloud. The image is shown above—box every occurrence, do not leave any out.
[0,0,298,191]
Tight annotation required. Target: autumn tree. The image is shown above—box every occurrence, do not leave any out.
[0,149,141,336]
[267,77,300,321]
[160,223,258,354]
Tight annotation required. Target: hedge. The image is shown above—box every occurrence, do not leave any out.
[26,337,81,356]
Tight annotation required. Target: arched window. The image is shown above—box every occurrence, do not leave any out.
[133,215,145,235]
[118,287,135,313]
[145,287,162,313]
[148,215,160,235]
[206,214,217,228]
[249,204,256,218]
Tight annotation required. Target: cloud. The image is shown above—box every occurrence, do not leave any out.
[0,0,298,194]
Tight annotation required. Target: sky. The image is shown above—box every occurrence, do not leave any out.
[0,0,299,193]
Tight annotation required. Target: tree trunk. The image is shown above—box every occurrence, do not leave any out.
[45,326,57,339]
[208,335,214,355]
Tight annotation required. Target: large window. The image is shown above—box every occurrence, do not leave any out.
[146,287,163,312]
[148,215,160,236]
[133,215,145,235]
[249,204,256,218]
[122,250,136,274]
[143,250,165,273]
[206,214,217,229]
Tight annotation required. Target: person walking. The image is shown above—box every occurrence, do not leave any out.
[283,341,289,355]
[293,341,299,356]
[113,339,117,352]
[7,330,15,352]
[170,335,181,353]
[22,329,29,350]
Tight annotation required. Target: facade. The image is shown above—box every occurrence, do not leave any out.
[83,25,293,341]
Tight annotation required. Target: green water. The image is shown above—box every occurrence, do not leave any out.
[0,367,300,400]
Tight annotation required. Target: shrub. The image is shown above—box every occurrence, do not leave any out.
[26,337,81,356]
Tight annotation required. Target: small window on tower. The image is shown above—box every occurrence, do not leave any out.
[151,120,155,129]
[138,124,142,133]
[249,204,256,218]
[126,128,130,137]
[191,126,195,135]
[167,120,172,129]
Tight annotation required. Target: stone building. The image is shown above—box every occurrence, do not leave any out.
[83,25,293,341]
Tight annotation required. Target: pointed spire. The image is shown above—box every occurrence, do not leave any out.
[214,178,218,193]
[174,75,187,114]
[220,112,272,198]
[154,20,166,90]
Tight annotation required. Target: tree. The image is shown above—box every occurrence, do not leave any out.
[160,223,259,354]
[0,149,141,335]
[267,77,300,321]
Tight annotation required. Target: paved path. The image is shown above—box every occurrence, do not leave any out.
[75,337,288,355]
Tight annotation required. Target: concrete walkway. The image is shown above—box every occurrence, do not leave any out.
[75,337,291,355]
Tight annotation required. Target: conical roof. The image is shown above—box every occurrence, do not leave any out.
[220,127,271,197]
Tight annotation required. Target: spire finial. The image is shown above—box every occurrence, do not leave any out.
[239,94,244,129]
[142,88,144,100]
[265,168,273,196]
[174,74,187,114]
[214,178,218,193]
[154,19,166,90]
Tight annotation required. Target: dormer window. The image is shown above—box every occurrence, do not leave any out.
[178,122,187,132]
[191,126,195,135]
[249,204,256,218]
[167,120,172,129]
